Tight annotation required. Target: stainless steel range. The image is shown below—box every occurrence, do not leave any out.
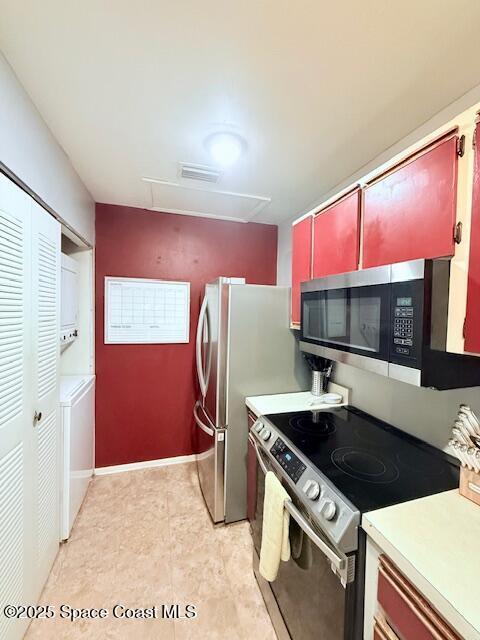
[247,406,459,640]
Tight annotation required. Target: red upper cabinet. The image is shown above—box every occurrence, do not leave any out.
[363,136,459,268]
[291,215,312,326]
[313,189,361,278]
[465,123,480,354]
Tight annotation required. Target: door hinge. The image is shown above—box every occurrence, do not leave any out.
[454,221,463,244]
[463,317,467,339]
[473,128,477,149]
[457,135,466,157]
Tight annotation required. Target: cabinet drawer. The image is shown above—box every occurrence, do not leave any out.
[377,556,461,640]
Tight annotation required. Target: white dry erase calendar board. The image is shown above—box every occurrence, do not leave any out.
[104,277,190,344]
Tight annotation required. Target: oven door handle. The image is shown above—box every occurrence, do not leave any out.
[249,433,350,583]
[284,501,345,572]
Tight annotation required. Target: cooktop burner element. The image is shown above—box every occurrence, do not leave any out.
[331,447,400,484]
[263,406,459,513]
[289,411,336,437]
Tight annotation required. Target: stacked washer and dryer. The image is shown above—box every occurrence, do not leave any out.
[60,253,95,540]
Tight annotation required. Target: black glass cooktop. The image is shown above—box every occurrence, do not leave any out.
[265,406,459,513]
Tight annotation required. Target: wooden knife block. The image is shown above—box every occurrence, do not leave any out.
[459,467,480,506]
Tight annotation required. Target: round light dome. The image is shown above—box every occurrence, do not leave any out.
[205,132,246,168]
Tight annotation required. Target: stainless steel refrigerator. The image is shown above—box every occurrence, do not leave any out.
[193,277,309,524]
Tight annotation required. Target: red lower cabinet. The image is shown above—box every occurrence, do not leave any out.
[465,122,480,354]
[363,136,459,268]
[377,555,461,640]
[291,215,312,326]
[312,189,361,278]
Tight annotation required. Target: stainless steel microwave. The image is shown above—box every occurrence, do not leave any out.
[300,259,480,390]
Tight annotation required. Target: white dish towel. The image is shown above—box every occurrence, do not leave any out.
[259,471,291,582]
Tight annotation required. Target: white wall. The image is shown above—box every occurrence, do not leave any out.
[333,364,479,451]
[277,221,293,287]
[278,82,480,449]
[0,52,94,245]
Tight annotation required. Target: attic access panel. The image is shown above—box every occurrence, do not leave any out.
[144,178,271,222]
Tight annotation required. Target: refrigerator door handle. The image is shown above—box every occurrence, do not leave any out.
[196,295,208,397]
[204,307,212,392]
[194,400,214,437]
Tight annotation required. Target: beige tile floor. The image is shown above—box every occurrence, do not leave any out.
[25,463,277,640]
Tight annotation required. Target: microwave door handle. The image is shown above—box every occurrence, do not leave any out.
[196,295,208,397]
[249,434,350,584]
[194,401,214,437]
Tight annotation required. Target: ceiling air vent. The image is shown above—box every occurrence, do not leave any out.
[179,162,222,183]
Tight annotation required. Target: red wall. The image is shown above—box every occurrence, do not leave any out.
[95,203,277,467]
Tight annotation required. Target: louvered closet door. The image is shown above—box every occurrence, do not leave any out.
[0,173,32,640]
[30,200,61,594]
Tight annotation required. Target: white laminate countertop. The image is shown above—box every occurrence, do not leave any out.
[363,490,480,640]
[245,382,349,417]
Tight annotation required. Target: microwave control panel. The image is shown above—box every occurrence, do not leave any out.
[270,438,306,484]
[390,281,423,367]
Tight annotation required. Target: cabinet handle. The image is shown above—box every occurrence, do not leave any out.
[33,411,42,426]
[379,566,454,640]
[379,556,460,640]
[374,616,400,640]
[454,221,462,244]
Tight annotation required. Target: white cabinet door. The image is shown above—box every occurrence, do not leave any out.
[31,200,61,595]
[0,173,32,640]
[0,176,61,640]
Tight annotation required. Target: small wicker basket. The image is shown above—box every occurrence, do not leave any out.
[459,467,480,506]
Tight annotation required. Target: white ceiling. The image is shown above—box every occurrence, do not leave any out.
[2,1,480,224]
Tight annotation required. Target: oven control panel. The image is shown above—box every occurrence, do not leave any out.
[251,420,361,553]
[270,438,306,484]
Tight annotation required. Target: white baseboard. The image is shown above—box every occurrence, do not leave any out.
[94,453,196,476]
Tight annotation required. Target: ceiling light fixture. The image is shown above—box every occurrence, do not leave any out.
[205,131,246,168]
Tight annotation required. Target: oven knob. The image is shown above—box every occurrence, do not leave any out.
[302,479,320,501]
[260,428,271,442]
[321,500,337,521]
[254,422,264,433]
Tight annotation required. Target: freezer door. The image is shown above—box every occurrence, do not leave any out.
[224,285,310,523]
[194,401,225,523]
